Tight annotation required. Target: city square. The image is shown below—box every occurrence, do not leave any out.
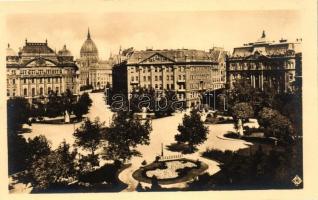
[5,9,303,194]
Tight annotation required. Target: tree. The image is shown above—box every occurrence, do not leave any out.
[72,92,92,120]
[7,97,31,131]
[175,109,208,152]
[154,89,179,117]
[46,91,64,118]
[30,101,45,121]
[232,102,254,122]
[61,89,75,115]
[8,134,29,174]
[29,140,77,191]
[73,118,103,169]
[26,135,51,168]
[7,97,31,173]
[258,107,294,143]
[103,111,152,163]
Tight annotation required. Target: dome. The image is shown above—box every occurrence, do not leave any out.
[256,30,267,43]
[80,29,98,58]
[58,44,72,56]
[6,44,17,56]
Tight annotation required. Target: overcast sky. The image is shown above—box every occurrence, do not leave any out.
[6,10,302,60]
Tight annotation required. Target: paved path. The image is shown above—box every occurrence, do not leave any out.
[117,114,259,191]
[18,92,259,192]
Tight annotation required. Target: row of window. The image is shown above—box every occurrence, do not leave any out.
[131,74,188,82]
[130,66,187,73]
[20,69,62,75]
[190,74,209,80]
[7,87,60,97]
[7,77,64,85]
[22,87,59,96]
[229,61,294,71]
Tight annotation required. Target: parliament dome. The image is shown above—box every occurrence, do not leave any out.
[80,28,99,59]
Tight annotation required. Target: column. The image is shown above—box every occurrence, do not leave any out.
[162,65,166,90]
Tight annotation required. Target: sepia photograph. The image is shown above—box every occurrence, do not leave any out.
[1,0,317,199]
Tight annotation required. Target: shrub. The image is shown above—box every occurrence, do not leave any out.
[155,156,161,162]
[224,132,240,139]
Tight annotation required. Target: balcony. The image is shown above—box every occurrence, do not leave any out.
[130,80,139,84]
[177,79,186,83]
[177,88,186,92]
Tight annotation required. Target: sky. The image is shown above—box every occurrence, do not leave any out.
[5,10,302,60]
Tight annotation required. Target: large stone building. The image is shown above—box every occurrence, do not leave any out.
[6,40,79,101]
[112,48,227,107]
[78,29,112,90]
[226,31,302,93]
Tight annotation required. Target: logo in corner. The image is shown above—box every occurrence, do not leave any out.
[292,175,302,186]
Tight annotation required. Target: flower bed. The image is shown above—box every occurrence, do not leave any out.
[146,161,196,179]
[132,159,208,185]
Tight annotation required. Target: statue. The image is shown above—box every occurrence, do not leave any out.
[237,119,244,136]
[64,110,70,123]
[141,106,147,120]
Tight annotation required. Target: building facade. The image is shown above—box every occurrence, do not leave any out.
[226,31,302,93]
[6,40,79,100]
[112,48,226,107]
[78,29,112,90]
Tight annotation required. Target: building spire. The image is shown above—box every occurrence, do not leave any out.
[87,27,91,39]
[261,30,266,38]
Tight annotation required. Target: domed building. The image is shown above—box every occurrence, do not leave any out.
[6,44,17,57]
[58,44,72,57]
[78,29,112,90]
[6,40,79,100]
[80,29,99,62]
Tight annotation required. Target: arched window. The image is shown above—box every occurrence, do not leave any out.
[32,88,35,97]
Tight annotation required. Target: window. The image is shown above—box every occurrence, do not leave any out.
[179,75,181,80]
[143,76,146,81]
[7,90,9,96]
[155,76,158,81]
[167,76,169,81]
[167,84,170,89]
[183,75,186,80]
[132,76,134,81]
[24,88,27,96]
[171,84,174,90]
[171,75,174,81]
[148,76,151,81]
[48,87,51,92]
[159,76,162,81]
[40,88,43,95]
[12,79,15,84]
[31,78,34,84]
[136,76,139,81]
[155,84,158,89]
[32,88,35,96]
[56,87,59,94]
[48,78,51,83]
